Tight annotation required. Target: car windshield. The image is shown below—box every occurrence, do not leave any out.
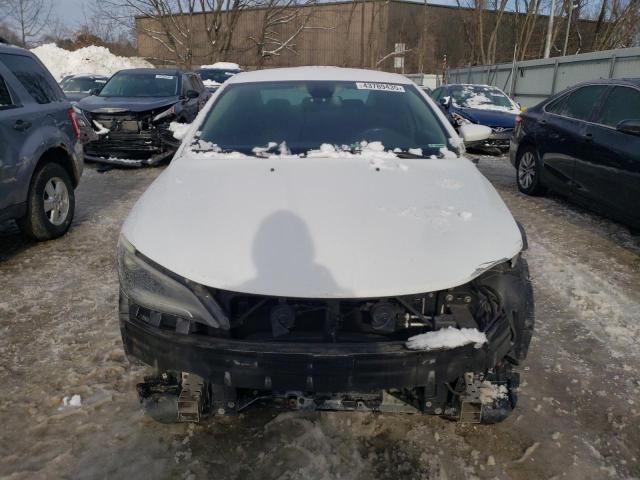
[198,69,239,84]
[450,85,516,111]
[98,72,178,97]
[61,77,106,93]
[196,81,452,157]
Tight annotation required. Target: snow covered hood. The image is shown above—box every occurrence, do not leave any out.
[78,95,178,113]
[122,154,523,298]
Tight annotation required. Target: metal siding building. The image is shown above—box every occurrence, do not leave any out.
[136,1,599,72]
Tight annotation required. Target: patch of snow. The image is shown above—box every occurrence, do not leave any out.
[408,148,423,156]
[62,394,82,407]
[92,120,109,135]
[30,44,152,82]
[200,62,240,70]
[169,121,191,141]
[202,79,220,87]
[405,327,487,351]
[252,142,278,155]
[478,381,508,405]
[439,147,458,159]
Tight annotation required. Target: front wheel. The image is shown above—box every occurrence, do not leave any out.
[17,162,75,240]
[516,146,545,195]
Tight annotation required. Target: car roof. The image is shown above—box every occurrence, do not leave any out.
[114,68,188,76]
[226,66,415,85]
[0,42,34,56]
[571,77,640,87]
[64,73,110,79]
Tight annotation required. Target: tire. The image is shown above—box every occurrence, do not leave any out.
[16,162,75,240]
[516,146,545,195]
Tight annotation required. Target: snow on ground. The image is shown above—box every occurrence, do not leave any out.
[406,327,487,351]
[30,44,152,81]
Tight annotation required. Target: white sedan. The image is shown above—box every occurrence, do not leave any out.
[117,67,534,424]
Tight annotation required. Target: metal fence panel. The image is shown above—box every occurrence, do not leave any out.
[446,47,640,108]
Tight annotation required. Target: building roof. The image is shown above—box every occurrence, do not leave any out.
[227,66,414,85]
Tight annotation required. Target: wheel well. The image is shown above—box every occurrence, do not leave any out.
[36,147,78,187]
[515,140,537,166]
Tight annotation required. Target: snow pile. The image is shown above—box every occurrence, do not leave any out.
[200,62,240,70]
[30,44,153,82]
[169,121,191,141]
[406,327,487,351]
[62,394,82,407]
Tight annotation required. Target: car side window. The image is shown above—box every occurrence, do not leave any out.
[0,74,13,107]
[595,86,640,128]
[182,75,195,94]
[190,74,204,93]
[0,53,62,104]
[547,85,607,121]
[431,88,442,101]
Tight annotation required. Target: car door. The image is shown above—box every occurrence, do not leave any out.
[0,52,68,210]
[538,84,608,195]
[574,85,640,226]
[180,74,199,121]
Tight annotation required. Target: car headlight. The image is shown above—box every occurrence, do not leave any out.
[152,105,177,123]
[117,235,223,329]
[451,112,473,126]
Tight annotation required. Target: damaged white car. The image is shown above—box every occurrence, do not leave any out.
[117,67,534,424]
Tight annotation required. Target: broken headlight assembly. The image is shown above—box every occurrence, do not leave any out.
[451,112,473,126]
[152,104,177,123]
[117,236,222,329]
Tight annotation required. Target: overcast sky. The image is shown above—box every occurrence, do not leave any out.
[53,0,87,27]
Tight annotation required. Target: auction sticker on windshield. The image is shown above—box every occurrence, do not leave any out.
[356,82,405,93]
[156,75,176,80]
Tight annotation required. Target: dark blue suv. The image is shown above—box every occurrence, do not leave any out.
[0,42,83,240]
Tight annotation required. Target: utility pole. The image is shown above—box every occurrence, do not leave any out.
[562,1,575,56]
[544,0,556,59]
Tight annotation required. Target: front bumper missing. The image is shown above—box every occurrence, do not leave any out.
[121,314,511,413]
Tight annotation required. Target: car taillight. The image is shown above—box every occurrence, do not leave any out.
[515,115,522,125]
[67,108,80,139]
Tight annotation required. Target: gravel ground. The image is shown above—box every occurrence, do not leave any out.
[1,157,639,480]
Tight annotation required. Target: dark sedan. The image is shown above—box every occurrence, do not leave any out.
[60,74,109,102]
[77,68,210,166]
[510,78,640,230]
[431,84,520,153]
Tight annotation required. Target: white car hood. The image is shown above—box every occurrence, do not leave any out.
[122,154,522,298]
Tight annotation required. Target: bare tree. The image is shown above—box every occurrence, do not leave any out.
[589,0,640,50]
[249,0,318,68]
[3,0,52,47]
[456,0,510,65]
[95,0,251,67]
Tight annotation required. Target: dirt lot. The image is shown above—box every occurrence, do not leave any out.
[1,157,639,480]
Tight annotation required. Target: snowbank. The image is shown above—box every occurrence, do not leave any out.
[30,44,153,81]
[405,327,487,351]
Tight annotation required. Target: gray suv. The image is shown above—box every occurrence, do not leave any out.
[0,43,83,240]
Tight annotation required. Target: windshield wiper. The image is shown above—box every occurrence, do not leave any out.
[395,151,428,159]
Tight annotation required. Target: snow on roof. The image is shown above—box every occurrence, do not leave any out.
[200,62,241,70]
[227,66,415,85]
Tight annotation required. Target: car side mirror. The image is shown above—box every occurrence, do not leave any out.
[439,96,450,109]
[459,123,492,143]
[184,89,199,100]
[616,119,640,136]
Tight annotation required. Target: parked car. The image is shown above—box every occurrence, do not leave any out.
[0,43,83,240]
[118,67,534,424]
[77,68,210,166]
[196,62,241,92]
[60,73,109,102]
[511,78,640,230]
[431,84,520,153]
